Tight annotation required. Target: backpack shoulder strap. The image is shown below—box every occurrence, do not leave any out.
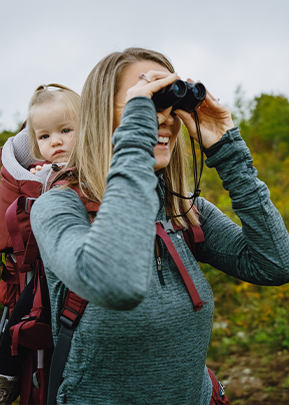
[47,291,87,405]
[156,221,206,311]
[182,221,204,258]
[46,167,101,214]
[172,211,204,259]
[47,171,99,405]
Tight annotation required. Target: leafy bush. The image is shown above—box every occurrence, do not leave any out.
[183,90,289,358]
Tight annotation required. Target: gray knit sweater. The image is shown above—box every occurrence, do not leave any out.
[31,97,289,405]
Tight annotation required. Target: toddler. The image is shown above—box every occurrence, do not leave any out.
[27,83,80,181]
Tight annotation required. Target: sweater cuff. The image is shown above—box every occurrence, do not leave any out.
[204,127,240,158]
[204,127,252,169]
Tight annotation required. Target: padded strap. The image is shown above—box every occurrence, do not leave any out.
[47,326,74,405]
[47,291,88,405]
[5,195,38,274]
[10,273,43,356]
[172,216,204,258]
[156,222,206,311]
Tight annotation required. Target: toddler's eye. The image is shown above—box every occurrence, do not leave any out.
[62,128,71,133]
[40,134,49,140]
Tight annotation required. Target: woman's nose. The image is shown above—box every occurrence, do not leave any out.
[157,107,175,126]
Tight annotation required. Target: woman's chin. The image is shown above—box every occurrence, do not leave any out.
[153,156,170,171]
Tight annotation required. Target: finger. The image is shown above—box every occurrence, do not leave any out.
[126,71,179,102]
[146,70,174,81]
[204,93,222,110]
[174,109,192,120]
[174,110,196,129]
[174,109,198,139]
[205,88,220,104]
[147,72,179,94]
[138,70,178,85]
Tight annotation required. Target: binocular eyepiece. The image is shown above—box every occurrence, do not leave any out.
[152,80,206,113]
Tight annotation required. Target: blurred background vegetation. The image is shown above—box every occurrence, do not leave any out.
[185,88,289,403]
[1,88,289,403]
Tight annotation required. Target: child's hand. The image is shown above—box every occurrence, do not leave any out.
[30,164,48,175]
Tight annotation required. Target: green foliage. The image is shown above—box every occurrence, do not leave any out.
[249,94,289,152]
[0,129,18,147]
[184,89,289,358]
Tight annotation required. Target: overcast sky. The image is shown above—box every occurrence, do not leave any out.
[1,0,288,130]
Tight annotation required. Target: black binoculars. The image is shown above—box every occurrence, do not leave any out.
[152,80,206,113]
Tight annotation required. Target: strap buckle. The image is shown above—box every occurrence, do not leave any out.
[159,220,175,234]
[25,197,37,214]
[60,306,79,329]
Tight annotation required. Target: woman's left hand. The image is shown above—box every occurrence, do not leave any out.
[174,80,234,149]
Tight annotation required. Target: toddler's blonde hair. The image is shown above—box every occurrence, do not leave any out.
[27,83,80,160]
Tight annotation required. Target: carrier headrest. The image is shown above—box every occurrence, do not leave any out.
[1,127,42,183]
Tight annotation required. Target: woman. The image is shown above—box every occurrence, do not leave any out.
[31,47,289,405]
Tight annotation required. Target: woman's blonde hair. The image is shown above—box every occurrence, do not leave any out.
[27,83,80,160]
[69,47,198,226]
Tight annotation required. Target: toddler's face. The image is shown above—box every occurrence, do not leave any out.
[31,100,76,163]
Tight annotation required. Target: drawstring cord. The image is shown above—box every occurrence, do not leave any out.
[166,110,204,218]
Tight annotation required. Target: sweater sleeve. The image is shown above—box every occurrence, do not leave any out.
[196,127,289,286]
[31,97,159,309]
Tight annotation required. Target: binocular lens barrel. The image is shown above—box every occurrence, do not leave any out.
[191,83,206,100]
[152,80,187,111]
[152,80,206,113]
[172,81,187,98]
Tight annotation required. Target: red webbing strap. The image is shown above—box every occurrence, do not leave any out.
[172,216,204,258]
[189,223,204,244]
[47,292,88,405]
[156,222,206,311]
[11,319,27,356]
[182,223,204,258]
[51,180,101,215]
[5,195,38,272]
[23,231,39,265]
[172,215,204,244]
[11,273,43,356]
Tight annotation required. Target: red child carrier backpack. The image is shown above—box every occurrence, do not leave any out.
[0,125,52,404]
[0,127,88,405]
[0,126,205,405]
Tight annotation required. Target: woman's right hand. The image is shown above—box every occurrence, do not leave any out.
[125,70,179,103]
[114,67,179,131]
